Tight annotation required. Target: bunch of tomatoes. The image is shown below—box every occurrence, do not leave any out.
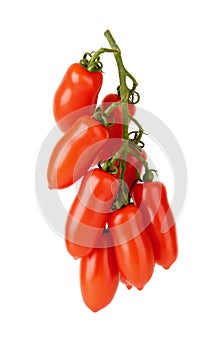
[47,30,178,312]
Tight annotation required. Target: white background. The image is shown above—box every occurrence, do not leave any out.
[1,0,224,349]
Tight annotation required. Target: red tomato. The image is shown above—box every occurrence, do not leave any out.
[53,63,103,132]
[47,116,108,189]
[65,169,119,259]
[132,182,178,269]
[80,232,119,312]
[101,93,136,139]
[108,204,154,290]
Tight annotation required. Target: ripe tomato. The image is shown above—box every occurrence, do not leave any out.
[80,232,119,312]
[53,63,103,132]
[65,169,119,259]
[47,116,108,189]
[132,182,178,269]
[108,204,154,290]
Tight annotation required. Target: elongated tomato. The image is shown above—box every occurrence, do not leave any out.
[53,63,103,132]
[80,232,119,312]
[65,169,119,258]
[132,181,178,269]
[47,116,108,189]
[108,204,154,290]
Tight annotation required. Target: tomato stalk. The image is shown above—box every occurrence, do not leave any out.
[107,140,129,167]
[87,48,119,72]
[104,30,151,208]
[99,140,129,174]
[104,30,137,139]
[104,31,132,207]
[103,98,125,115]
[128,115,144,136]
[91,30,157,207]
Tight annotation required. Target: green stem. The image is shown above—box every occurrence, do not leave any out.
[103,30,151,208]
[88,47,119,66]
[135,130,143,143]
[108,140,129,167]
[120,146,129,204]
[104,30,138,93]
[104,30,132,207]
[104,99,125,116]
[104,30,130,142]
[128,115,144,133]
[104,30,139,141]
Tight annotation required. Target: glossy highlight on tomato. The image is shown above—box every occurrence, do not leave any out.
[65,169,119,259]
[45,29,180,312]
[53,63,103,132]
[108,204,155,290]
[47,116,108,189]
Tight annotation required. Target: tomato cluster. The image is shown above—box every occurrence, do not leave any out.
[47,31,178,312]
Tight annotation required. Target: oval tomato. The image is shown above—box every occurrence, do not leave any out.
[53,63,103,132]
[65,169,119,259]
[108,204,154,290]
[47,116,108,189]
[80,232,119,312]
[132,182,178,269]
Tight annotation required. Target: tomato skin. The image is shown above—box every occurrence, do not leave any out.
[80,232,119,312]
[47,116,108,189]
[65,169,119,259]
[101,93,136,139]
[108,205,154,290]
[53,63,103,132]
[131,182,178,269]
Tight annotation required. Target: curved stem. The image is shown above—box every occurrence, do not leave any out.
[108,140,129,166]
[88,47,119,67]
[104,99,125,115]
[125,71,138,92]
[128,115,144,133]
